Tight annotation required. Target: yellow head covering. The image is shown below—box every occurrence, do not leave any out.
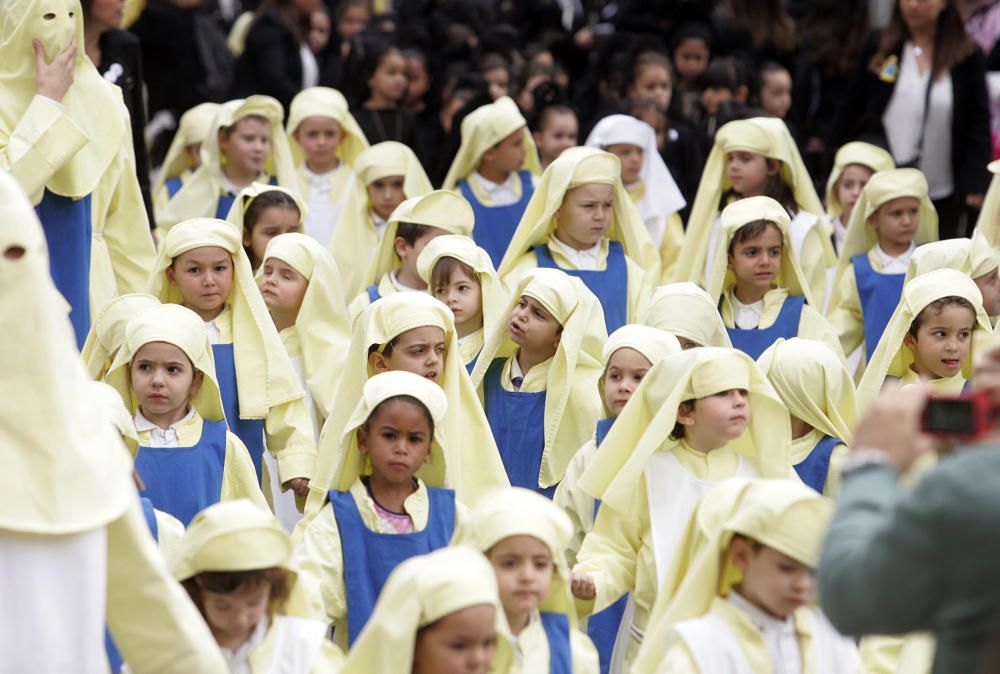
[0,0,128,200]
[152,102,222,200]
[824,142,895,219]
[256,233,351,418]
[973,159,1000,247]
[0,169,132,533]
[148,218,304,417]
[286,87,369,166]
[90,379,140,456]
[364,189,475,287]
[856,269,992,408]
[497,146,660,277]
[578,348,792,514]
[642,282,733,348]
[80,293,161,380]
[157,96,300,232]
[600,324,682,415]
[903,232,1000,284]
[224,182,308,236]
[758,338,856,443]
[470,268,607,488]
[441,96,541,189]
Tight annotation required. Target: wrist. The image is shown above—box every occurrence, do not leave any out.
[841,447,897,475]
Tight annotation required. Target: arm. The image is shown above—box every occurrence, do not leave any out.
[291,505,347,627]
[264,396,318,487]
[553,442,597,569]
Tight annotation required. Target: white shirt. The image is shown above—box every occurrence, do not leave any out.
[875,241,916,274]
[389,271,422,292]
[134,407,196,448]
[221,615,269,674]
[372,211,388,241]
[220,172,265,198]
[832,216,848,255]
[302,165,349,246]
[204,306,230,345]
[300,45,319,89]
[548,234,602,271]
[727,591,802,674]
[509,353,525,388]
[471,170,521,207]
[730,294,764,329]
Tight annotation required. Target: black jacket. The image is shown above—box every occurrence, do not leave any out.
[232,11,303,116]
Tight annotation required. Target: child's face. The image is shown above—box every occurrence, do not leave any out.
[130,341,203,424]
[554,183,614,250]
[629,64,672,113]
[412,604,497,674]
[219,117,271,176]
[836,164,875,223]
[726,151,775,197]
[727,225,783,297]
[201,581,271,649]
[869,197,920,250]
[293,116,343,168]
[701,86,733,115]
[603,347,653,416]
[975,267,1000,316]
[244,206,301,269]
[308,10,330,53]
[532,112,578,164]
[487,535,554,622]
[482,129,526,176]
[605,143,643,186]
[357,398,433,486]
[369,326,447,383]
[433,266,484,337]
[258,257,308,320]
[678,388,750,451]
[405,56,431,105]
[509,295,561,357]
[673,38,710,83]
[368,50,408,104]
[166,246,234,321]
[731,539,813,620]
[337,3,369,41]
[483,67,510,101]
[904,304,976,379]
[395,226,449,284]
[368,175,406,220]
[759,69,792,119]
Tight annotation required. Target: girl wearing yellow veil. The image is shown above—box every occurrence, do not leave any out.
[825,142,895,256]
[152,102,222,216]
[498,146,659,334]
[903,233,1000,319]
[1,0,156,347]
[642,282,733,349]
[973,159,1000,248]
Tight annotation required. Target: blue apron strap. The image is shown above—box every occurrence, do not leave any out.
[852,254,906,360]
[36,190,93,347]
[165,176,184,198]
[215,193,237,220]
[534,241,629,333]
[366,284,381,303]
[211,343,265,481]
[540,612,573,674]
[725,295,805,360]
[139,497,159,541]
[463,171,534,268]
[793,436,841,493]
[594,418,615,447]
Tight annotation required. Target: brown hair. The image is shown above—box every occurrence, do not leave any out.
[727,220,782,254]
[431,256,479,292]
[908,296,976,337]
[220,114,271,141]
[243,190,301,267]
[869,0,975,80]
[630,51,674,89]
[182,567,291,616]
[670,400,696,440]
[396,221,434,247]
[721,161,797,213]
[727,0,796,55]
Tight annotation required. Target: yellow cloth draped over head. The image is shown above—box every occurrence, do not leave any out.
[0,168,133,533]
[642,282,733,348]
[578,347,792,515]
[973,159,1000,247]
[825,142,895,219]
[903,232,1000,284]
[600,324,682,416]
[471,268,607,488]
[81,293,161,380]
[441,96,541,189]
[148,217,305,418]
[153,102,222,201]
[224,182,308,239]
[286,86,369,166]
[497,146,661,278]
[90,379,140,456]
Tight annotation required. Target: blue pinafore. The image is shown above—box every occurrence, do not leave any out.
[330,486,455,645]
[540,612,574,674]
[794,436,840,493]
[212,343,266,481]
[483,358,555,498]
[853,254,906,360]
[726,296,805,360]
[459,170,534,267]
[135,418,228,526]
[535,241,629,333]
[36,191,93,347]
[215,175,278,219]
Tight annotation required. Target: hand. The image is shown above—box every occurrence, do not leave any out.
[34,38,76,102]
[852,383,934,472]
[284,477,310,497]
[570,571,596,600]
[966,193,985,209]
[574,27,595,48]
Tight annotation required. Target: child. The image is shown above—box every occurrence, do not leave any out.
[569,347,792,670]
[351,40,416,146]
[330,141,433,299]
[158,96,298,234]
[152,102,222,216]
[754,61,793,120]
[442,96,543,267]
[696,57,748,141]
[416,234,508,369]
[856,269,992,408]
[759,338,857,496]
[292,372,465,649]
[903,233,1000,319]
[825,142,895,256]
[585,115,687,281]
[827,168,939,369]
[471,268,606,497]
[626,51,673,117]
[642,282,733,349]
[82,293,160,380]
[226,183,306,271]
[173,500,343,671]
[532,103,579,171]
[458,488,600,673]
[104,303,267,524]
[287,86,369,246]
[669,22,713,123]
[498,147,659,333]
[708,197,843,359]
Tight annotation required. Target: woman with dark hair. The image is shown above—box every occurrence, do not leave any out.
[832,0,991,239]
[347,32,418,149]
[711,0,797,70]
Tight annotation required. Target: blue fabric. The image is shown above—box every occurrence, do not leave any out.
[330,487,456,645]
[35,190,93,348]
[135,419,228,526]
[540,612,573,674]
[459,170,534,268]
[216,176,278,219]
[366,283,380,303]
[139,497,160,541]
[212,343,265,481]
[794,436,840,493]
[535,241,629,333]
[726,295,805,360]
[853,254,906,361]
[165,176,184,198]
[962,379,972,394]
[483,358,554,498]
[594,417,615,447]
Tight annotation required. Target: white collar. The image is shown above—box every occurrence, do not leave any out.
[389,270,423,292]
[729,291,765,330]
[134,406,195,434]
[471,170,517,194]
[220,615,270,674]
[727,590,796,636]
[510,352,525,385]
[875,241,917,270]
[549,234,602,270]
[303,163,341,182]
[204,305,230,345]
[220,171,265,197]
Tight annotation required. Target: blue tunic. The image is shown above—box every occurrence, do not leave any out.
[726,295,806,360]
[36,190,93,348]
[794,435,840,493]
[540,612,574,674]
[535,241,629,333]
[212,343,266,482]
[366,283,381,303]
[483,358,554,498]
[135,418,228,526]
[459,170,534,268]
[853,254,906,361]
[164,176,184,198]
[330,486,456,645]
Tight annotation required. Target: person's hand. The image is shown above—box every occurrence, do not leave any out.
[966,193,985,209]
[284,477,310,497]
[34,38,76,102]
[570,571,596,600]
[852,383,935,472]
[574,27,595,49]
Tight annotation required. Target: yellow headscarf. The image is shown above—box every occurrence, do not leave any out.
[824,142,895,219]
[642,282,733,348]
[578,347,792,515]
[758,338,857,443]
[0,167,132,533]
[856,269,992,408]
[497,146,660,277]
[148,218,305,418]
[286,86,369,166]
[600,324,682,416]
[470,268,607,488]
[441,96,541,189]
[903,232,1000,284]
[973,159,1000,247]
[257,233,351,418]
[90,379,140,456]
[0,0,128,200]
[80,293,161,380]
[224,182,308,236]
[152,102,222,201]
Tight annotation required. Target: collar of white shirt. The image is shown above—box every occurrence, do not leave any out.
[548,234,602,271]
[875,241,916,274]
[509,352,525,387]
[389,270,422,292]
[220,615,270,674]
[471,170,521,206]
[134,407,196,447]
[303,164,336,191]
[204,305,230,345]
[220,172,264,197]
[729,292,765,330]
[372,211,388,239]
[727,590,800,674]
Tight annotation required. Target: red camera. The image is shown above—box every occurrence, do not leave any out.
[921,390,998,443]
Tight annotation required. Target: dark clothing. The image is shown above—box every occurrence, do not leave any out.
[661,121,704,223]
[130,1,207,119]
[353,107,419,149]
[232,10,303,116]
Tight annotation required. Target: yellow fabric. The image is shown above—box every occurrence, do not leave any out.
[287,86,369,167]
[788,429,848,497]
[248,617,345,673]
[825,142,896,219]
[508,615,599,674]
[329,141,432,299]
[90,379,140,457]
[225,182,309,236]
[599,324,681,416]
[903,231,1000,283]
[364,189,475,287]
[152,102,221,207]
[442,96,542,189]
[856,269,992,408]
[122,0,145,28]
[471,269,607,488]
[0,168,132,534]
[345,271,398,324]
[973,159,1000,247]
[225,11,254,55]
[81,292,160,380]
[643,282,733,347]
[718,287,844,359]
[860,634,935,674]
